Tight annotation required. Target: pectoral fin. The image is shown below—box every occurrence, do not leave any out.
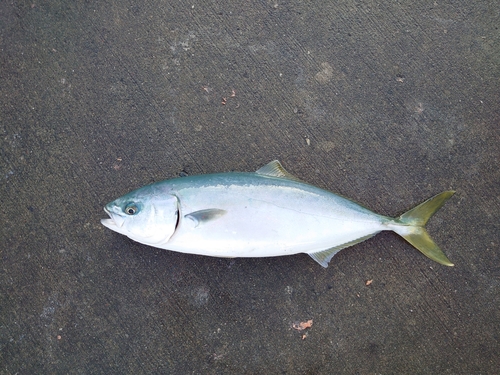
[184,209,227,227]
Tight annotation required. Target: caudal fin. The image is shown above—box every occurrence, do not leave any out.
[392,191,455,266]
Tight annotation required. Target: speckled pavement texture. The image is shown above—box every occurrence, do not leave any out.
[1,1,499,373]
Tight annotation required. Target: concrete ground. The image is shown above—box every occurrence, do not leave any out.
[1,1,498,373]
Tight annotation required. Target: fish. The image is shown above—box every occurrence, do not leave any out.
[101,160,455,267]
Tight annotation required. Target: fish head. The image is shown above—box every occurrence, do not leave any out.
[101,186,179,246]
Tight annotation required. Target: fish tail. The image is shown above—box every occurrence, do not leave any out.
[390,191,455,266]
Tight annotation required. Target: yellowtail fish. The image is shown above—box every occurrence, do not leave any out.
[101,160,454,267]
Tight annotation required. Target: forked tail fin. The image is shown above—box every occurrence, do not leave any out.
[392,191,455,266]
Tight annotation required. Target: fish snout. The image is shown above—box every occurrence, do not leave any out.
[102,206,126,228]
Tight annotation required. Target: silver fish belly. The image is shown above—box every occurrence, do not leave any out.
[101,160,454,267]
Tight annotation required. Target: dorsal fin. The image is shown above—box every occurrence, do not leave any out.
[255,160,303,182]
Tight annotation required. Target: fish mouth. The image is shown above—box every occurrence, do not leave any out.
[101,206,125,228]
[100,217,116,228]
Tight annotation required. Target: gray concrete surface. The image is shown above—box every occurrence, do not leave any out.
[1,1,499,373]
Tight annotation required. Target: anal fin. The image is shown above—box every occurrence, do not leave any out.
[308,233,378,268]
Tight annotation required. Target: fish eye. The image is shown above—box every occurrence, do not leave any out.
[125,204,138,215]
